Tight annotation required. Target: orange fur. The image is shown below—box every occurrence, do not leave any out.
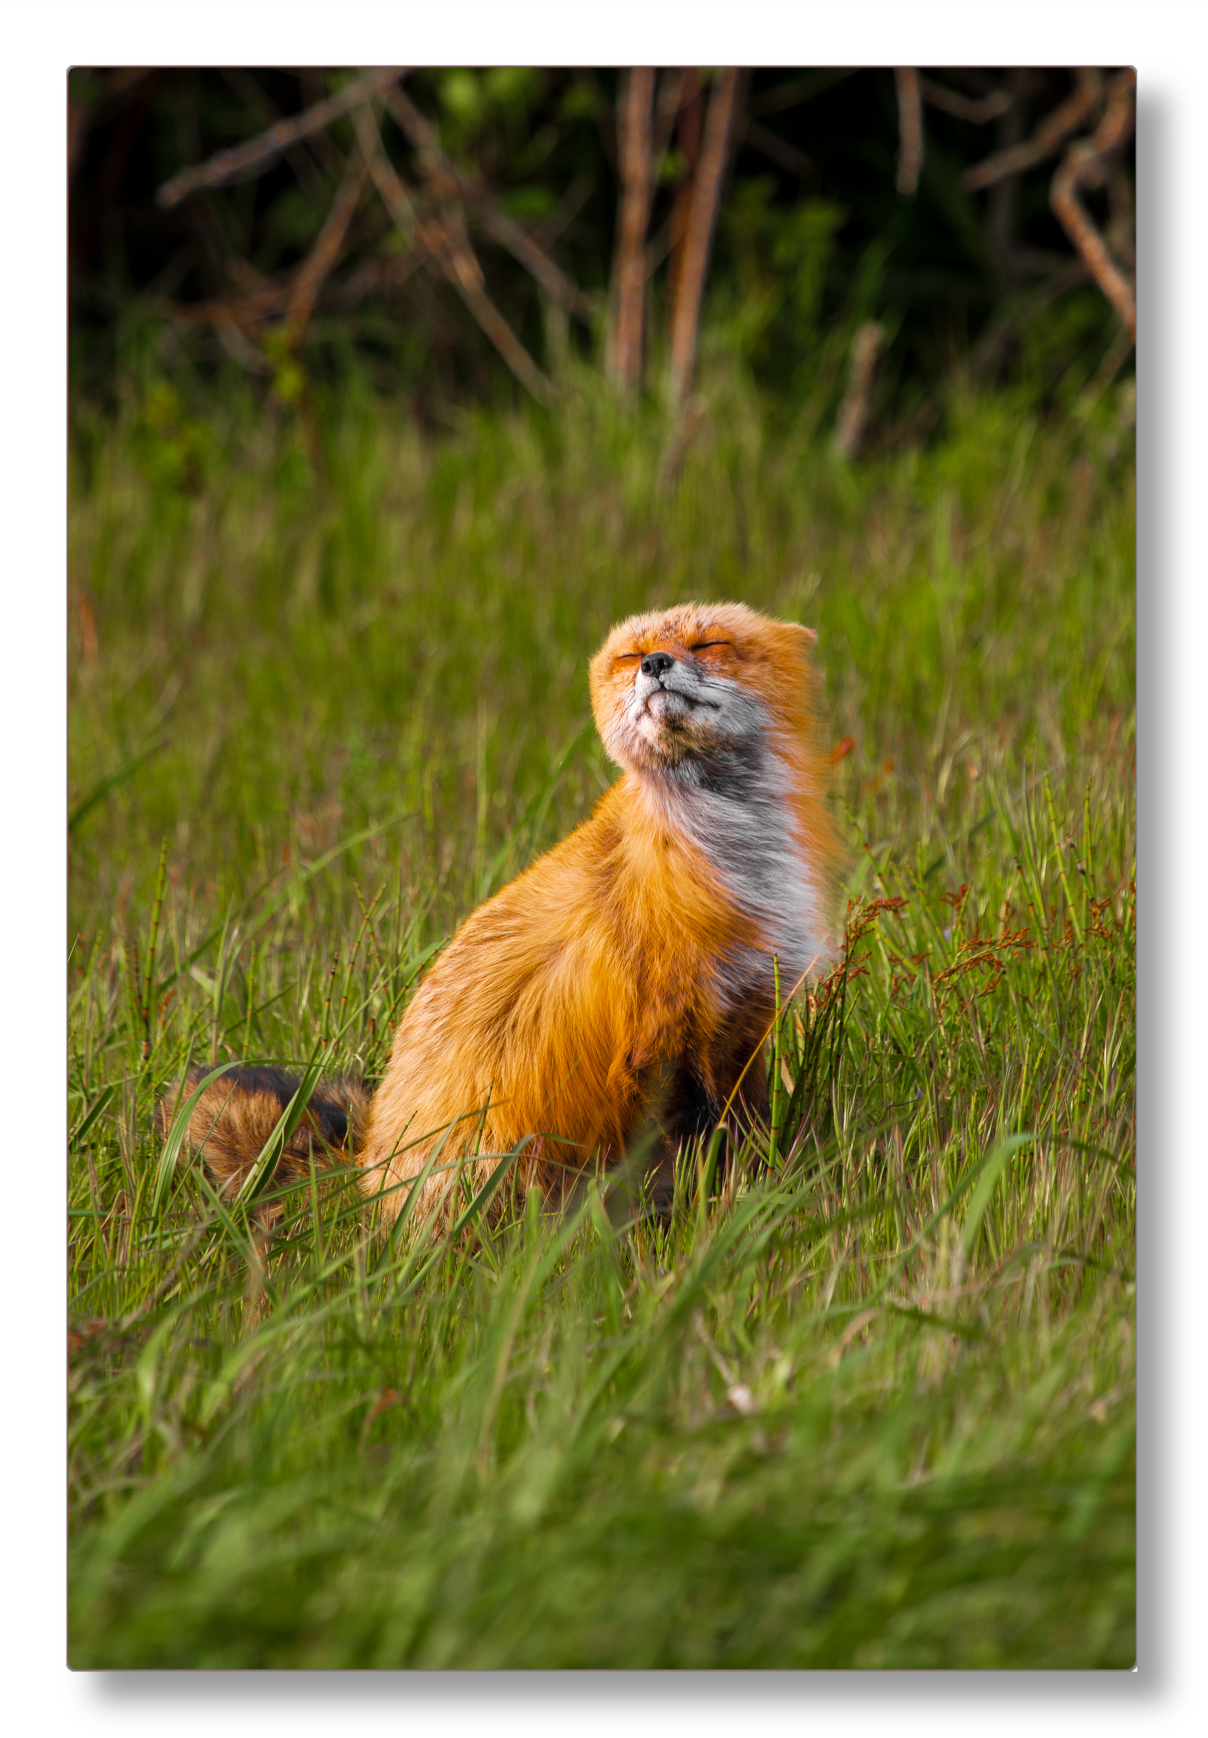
[361,602,841,1225]
[156,1067,371,1224]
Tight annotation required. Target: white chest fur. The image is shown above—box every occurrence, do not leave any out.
[639,745,830,999]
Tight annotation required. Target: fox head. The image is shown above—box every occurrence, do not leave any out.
[589,602,819,780]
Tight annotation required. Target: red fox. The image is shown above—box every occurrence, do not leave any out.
[162,602,841,1227]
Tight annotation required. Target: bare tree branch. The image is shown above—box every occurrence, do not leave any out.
[324,250,425,308]
[157,295,275,369]
[610,69,655,392]
[354,108,421,233]
[474,205,598,322]
[156,68,409,208]
[665,70,704,317]
[748,70,856,118]
[383,85,596,321]
[527,171,595,252]
[985,68,1035,268]
[651,69,687,182]
[919,78,1012,125]
[894,69,923,199]
[283,149,367,348]
[668,69,739,411]
[965,68,1103,192]
[640,72,716,285]
[219,68,330,200]
[354,105,555,404]
[745,121,812,180]
[160,140,376,361]
[1050,69,1136,341]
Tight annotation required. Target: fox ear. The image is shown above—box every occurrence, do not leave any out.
[791,623,818,646]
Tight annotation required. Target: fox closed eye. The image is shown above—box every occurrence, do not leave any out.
[690,641,732,652]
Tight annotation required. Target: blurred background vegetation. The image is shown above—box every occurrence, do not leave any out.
[69,65,1134,423]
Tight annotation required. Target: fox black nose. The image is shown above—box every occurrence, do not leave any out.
[641,652,674,677]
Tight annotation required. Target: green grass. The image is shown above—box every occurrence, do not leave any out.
[68,354,1135,1667]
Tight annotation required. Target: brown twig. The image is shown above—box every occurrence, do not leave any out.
[383,85,596,322]
[1050,69,1136,341]
[156,290,282,369]
[984,68,1035,268]
[833,322,885,458]
[354,105,554,404]
[439,222,555,404]
[527,171,596,253]
[327,249,424,308]
[642,213,682,284]
[476,206,598,323]
[918,77,1012,125]
[158,279,282,326]
[651,68,687,181]
[665,70,704,316]
[219,68,330,200]
[156,67,409,208]
[965,67,1103,191]
[354,107,420,231]
[668,69,739,411]
[744,121,812,180]
[749,70,856,118]
[160,242,416,356]
[610,68,655,392]
[894,69,923,199]
[282,149,367,348]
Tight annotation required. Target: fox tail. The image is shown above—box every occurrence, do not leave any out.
[155,1065,374,1205]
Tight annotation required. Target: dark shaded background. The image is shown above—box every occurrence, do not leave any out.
[68,66,1134,436]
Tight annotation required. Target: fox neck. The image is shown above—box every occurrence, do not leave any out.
[626,740,829,993]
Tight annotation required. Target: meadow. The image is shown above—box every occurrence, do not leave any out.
[67,352,1135,1667]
